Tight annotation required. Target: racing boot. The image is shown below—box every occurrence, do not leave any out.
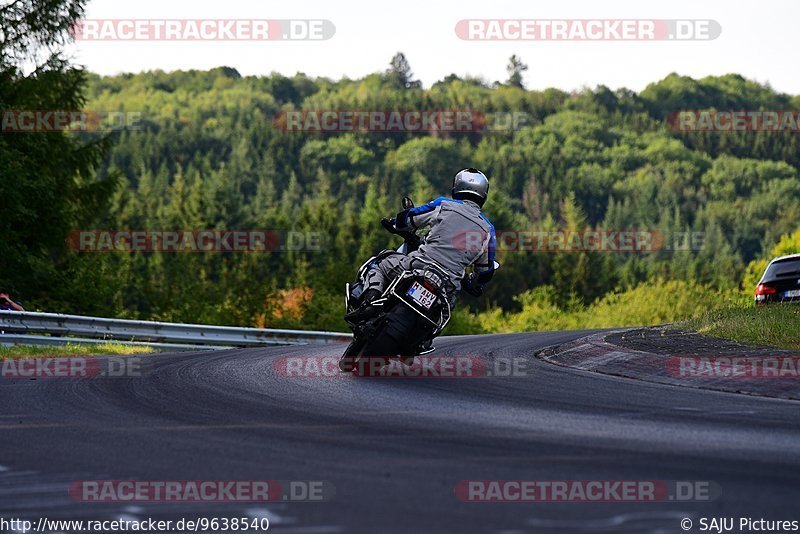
[344,288,382,324]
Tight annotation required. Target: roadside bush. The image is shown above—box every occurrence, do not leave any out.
[468,280,740,333]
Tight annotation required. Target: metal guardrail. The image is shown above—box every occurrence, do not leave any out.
[0,310,352,350]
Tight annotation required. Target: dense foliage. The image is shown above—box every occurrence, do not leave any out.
[0,0,118,312]
[3,3,798,331]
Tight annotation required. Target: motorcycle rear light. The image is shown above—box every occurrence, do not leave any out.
[422,281,437,292]
[755,283,777,295]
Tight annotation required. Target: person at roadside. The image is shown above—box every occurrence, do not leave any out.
[0,288,25,311]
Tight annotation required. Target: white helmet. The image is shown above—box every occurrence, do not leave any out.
[452,168,489,207]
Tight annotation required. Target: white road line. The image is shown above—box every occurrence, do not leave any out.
[526,511,693,530]
[246,506,296,525]
[269,528,343,533]
[122,505,144,513]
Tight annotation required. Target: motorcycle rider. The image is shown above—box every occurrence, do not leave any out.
[346,168,496,328]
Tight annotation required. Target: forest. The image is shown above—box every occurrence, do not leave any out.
[4,46,800,333]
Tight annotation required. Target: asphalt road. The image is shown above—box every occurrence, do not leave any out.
[2,330,800,533]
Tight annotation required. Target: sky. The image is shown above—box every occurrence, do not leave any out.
[68,0,800,94]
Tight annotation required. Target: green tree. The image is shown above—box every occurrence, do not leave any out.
[386,52,421,90]
[506,55,528,89]
[0,0,119,313]
[550,193,614,306]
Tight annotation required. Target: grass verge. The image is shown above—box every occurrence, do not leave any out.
[0,342,155,359]
[682,304,800,350]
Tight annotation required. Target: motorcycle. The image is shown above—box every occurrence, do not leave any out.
[338,197,496,376]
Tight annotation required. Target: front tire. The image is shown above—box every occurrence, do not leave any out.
[338,338,364,372]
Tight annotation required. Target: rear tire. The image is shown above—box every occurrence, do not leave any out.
[352,306,424,376]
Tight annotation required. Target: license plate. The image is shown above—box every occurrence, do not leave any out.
[784,289,800,298]
[407,282,436,309]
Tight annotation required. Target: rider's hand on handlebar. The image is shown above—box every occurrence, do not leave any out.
[381,217,397,232]
[382,214,421,249]
[462,273,483,297]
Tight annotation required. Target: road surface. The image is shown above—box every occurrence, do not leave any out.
[2,330,799,533]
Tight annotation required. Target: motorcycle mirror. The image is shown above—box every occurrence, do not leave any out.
[402,197,414,210]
